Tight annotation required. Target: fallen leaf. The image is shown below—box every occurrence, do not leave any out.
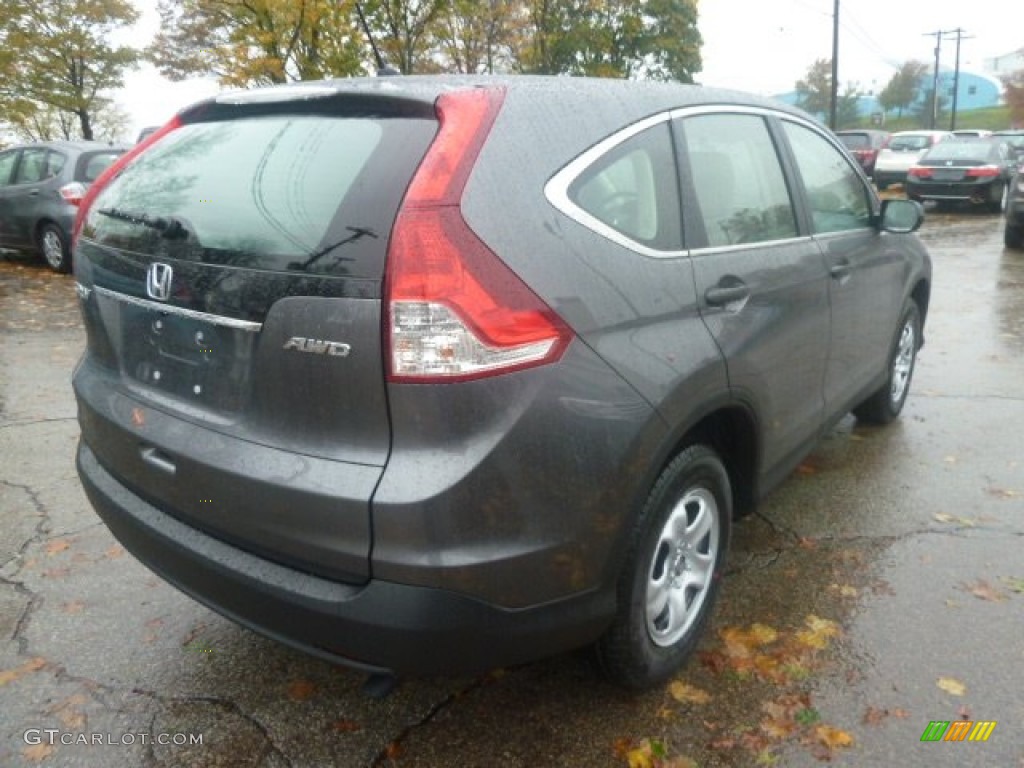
[44,539,71,556]
[797,537,818,549]
[331,719,362,733]
[796,615,840,650]
[961,580,1007,602]
[61,601,85,614]
[383,741,403,760]
[828,583,859,598]
[986,487,1018,499]
[286,679,317,701]
[814,725,853,749]
[48,694,88,729]
[104,545,125,559]
[0,657,47,687]
[796,463,817,475]
[669,680,711,705]
[891,708,910,719]
[937,677,967,696]
[22,743,55,762]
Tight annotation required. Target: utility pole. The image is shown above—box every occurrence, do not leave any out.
[925,30,943,130]
[830,0,840,129]
[944,28,974,130]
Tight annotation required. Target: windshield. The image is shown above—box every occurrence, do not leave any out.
[838,134,869,150]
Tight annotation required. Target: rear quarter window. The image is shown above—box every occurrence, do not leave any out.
[566,122,682,252]
[77,151,123,183]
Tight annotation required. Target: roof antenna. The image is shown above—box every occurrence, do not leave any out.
[353,2,400,76]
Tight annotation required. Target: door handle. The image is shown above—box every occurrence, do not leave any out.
[704,282,750,306]
[27,189,40,197]
[830,261,852,280]
[140,446,177,476]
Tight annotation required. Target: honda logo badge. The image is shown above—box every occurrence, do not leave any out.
[146,263,173,301]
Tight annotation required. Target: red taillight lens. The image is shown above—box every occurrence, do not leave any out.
[72,115,183,245]
[59,182,87,205]
[907,166,932,179]
[386,88,572,383]
[964,166,999,178]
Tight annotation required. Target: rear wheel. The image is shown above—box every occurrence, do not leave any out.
[596,445,731,690]
[988,182,1008,214]
[38,223,71,273]
[854,300,921,425]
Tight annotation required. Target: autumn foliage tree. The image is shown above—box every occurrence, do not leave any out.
[794,58,832,116]
[1003,68,1024,127]
[0,0,139,140]
[147,0,702,85]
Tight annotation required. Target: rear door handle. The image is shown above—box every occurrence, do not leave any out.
[704,282,750,306]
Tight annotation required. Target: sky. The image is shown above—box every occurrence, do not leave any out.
[116,0,1024,140]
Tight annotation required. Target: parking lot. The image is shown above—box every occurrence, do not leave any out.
[1,207,1022,767]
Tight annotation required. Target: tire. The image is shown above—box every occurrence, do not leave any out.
[987,183,1008,215]
[853,301,921,425]
[38,223,71,273]
[1006,223,1024,250]
[596,445,731,690]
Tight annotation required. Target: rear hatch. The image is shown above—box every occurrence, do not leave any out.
[73,87,437,582]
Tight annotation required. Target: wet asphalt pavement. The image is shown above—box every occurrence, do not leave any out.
[1,208,1022,767]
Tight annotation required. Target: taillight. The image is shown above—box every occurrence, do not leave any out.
[385,88,572,383]
[964,166,999,178]
[59,182,87,205]
[72,115,183,245]
[907,166,932,179]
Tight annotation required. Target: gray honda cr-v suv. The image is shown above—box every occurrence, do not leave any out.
[73,76,930,690]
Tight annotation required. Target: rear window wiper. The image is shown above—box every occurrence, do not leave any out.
[96,207,190,239]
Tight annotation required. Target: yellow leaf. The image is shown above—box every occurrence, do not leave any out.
[796,615,840,649]
[937,677,967,696]
[669,681,711,705]
[815,725,854,748]
[749,623,778,645]
[626,746,654,768]
[44,539,70,556]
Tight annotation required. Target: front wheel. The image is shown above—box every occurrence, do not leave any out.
[38,223,71,273]
[854,301,921,425]
[988,182,1008,214]
[596,445,731,690]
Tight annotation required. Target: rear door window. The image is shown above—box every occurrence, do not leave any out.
[13,148,49,184]
[0,150,17,186]
[678,113,798,248]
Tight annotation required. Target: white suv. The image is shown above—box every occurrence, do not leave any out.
[874,130,953,190]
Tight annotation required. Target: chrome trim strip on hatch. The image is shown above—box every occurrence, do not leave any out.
[93,286,263,332]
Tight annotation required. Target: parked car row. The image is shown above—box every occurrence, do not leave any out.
[906,137,1019,213]
[0,140,126,272]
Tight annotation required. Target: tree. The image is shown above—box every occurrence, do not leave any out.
[516,0,700,81]
[877,60,928,119]
[0,0,139,140]
[433,0,521,74]
[1003,68,1024,127]
[794,58,832,116]
[149,0,366,87]
[914,86,948,126]
[836,82,862,129]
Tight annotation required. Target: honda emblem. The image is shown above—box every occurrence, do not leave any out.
[146,263,173,301]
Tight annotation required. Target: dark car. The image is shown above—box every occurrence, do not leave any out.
[1006,160,1024,249]
[993,129,1024,162]
[71,77,931,690]
[835,129,890,176]
[905,138,1017,212]
[0,140,126,272]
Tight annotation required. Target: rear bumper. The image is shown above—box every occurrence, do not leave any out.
[905,179,999,202]
[77,441,615,676]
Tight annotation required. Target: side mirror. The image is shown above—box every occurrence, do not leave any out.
[878,199,924,234]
